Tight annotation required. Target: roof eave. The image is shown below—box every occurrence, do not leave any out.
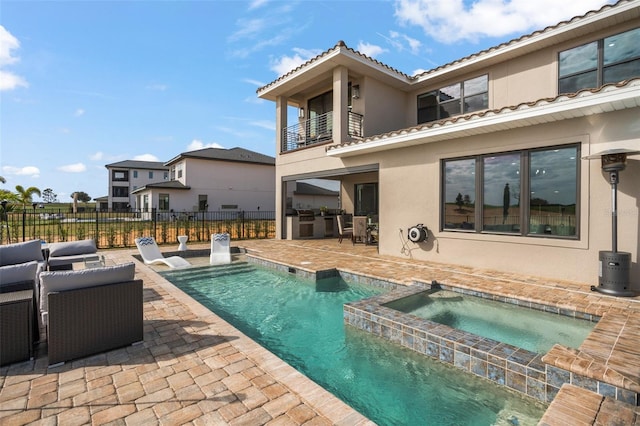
[327,81,640,158]
[257,46,411,102]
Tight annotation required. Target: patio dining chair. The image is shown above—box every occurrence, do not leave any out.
[352,216,368,244]
[336,215,354,244]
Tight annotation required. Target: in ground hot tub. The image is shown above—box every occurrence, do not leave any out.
[343,282,607,403]
[383,288,595,354]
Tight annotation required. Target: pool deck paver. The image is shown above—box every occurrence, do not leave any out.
[1,238,639,425]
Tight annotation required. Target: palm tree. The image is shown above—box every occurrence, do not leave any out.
[15,185,42,210]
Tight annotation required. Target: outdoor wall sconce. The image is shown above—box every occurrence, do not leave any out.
[298,107,304,119]
[352,85,360,99]
[583,147,640,297]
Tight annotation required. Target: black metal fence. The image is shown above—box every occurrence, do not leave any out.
[0,209,275,248]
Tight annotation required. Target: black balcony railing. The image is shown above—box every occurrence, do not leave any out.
[0,209,275,248]
[281,111,364,152]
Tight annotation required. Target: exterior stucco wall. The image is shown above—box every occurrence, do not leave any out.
[371,109,639,288]
[360,76,408,136]
[182,158,275,211]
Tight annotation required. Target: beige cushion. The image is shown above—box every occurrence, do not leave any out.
[0,239,44,266]
[39,262,135,324]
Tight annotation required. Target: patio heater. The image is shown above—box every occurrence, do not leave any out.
[583,148,640,297]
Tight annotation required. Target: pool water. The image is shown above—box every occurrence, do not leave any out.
[161,263,546,425]
[385,289,595,354]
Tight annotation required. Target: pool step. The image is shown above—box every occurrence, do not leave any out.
[161,262,255,281]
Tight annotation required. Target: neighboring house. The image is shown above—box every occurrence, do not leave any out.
[257,1,640,288]
[93,196,109,211]
[287,181,339,213]
[131,147,275,214]
[104,160,169,211]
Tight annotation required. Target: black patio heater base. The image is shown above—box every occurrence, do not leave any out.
[591,250,636,297]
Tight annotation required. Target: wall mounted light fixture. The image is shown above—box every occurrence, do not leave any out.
[298,107,304,118]
[352,85,360,99]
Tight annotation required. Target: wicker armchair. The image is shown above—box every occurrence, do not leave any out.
[39,262,143,366]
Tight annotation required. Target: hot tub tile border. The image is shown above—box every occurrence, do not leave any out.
[344,283,636,405]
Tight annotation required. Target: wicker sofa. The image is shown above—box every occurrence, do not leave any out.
[46,239,99,271]
[0,240,46,346]
[39,262,143,366]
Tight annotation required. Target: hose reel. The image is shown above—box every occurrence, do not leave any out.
[408,224,428,243]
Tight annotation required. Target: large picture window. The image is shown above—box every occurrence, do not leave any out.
[558,27,640,94]
[442,145,579,238]
[418,75,488,124]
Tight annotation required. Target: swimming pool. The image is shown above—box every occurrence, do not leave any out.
[161,262,546,425]
[383,288,595,354]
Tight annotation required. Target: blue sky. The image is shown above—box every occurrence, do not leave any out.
[0,0,614,202]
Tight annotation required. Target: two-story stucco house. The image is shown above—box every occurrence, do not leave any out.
[104,160,169,211]
[257,1,640,290]
[130,147,275,214]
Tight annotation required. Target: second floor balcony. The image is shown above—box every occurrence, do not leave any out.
[281,111,363,153]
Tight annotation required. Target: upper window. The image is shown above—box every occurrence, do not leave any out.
[558,27,640,94]
[112,186,129,198]
[442,144,579,238]
[418,75,488,124]
[149,171,154,179]
[112,170,128,181]
[133,170,138,178]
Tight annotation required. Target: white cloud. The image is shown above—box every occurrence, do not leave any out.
[90,151,104,161]
[132,154,160,162]
[244,78,265,87]
[385,31,422,55]
[229,18,267,42]
[0,26,28,91]
[250,120,275,131]
[58,163,86,173]
[270,47,321,76]
[74,108,85,117]
[357,42,387,58]
[394,0,616,43]
[187,139,224,151]
[2,165,40,178]
[248,0,268,11]
[146,83,167,91]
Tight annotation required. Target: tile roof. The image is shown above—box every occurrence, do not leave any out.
[105,160,168,170]
[130,180,191,194]
[166,147,275,166]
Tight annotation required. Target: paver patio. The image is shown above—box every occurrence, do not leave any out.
[1,238,638,425]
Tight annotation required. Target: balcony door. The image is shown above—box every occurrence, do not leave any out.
[308,91,333,140]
